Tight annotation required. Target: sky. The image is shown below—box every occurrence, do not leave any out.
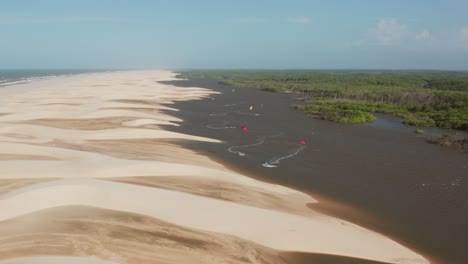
[1,0,468,70]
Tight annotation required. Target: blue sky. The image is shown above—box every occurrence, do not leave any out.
[1,0,468,70]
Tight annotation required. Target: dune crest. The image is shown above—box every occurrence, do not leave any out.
[0,71,428,264]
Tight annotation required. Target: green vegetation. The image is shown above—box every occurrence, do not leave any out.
[177,70,468,130]
[426,134,468,152]
[293,103,376,123]
[415,129,424,134]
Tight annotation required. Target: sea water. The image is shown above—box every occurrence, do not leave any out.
[0,69,103,87]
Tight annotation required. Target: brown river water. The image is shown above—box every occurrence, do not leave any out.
[160,78,468,264]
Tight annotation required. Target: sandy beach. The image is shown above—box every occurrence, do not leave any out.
[0,70,429,264]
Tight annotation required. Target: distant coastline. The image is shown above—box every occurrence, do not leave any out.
[0,69,112,87]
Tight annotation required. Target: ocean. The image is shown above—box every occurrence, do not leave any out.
[0,70,103,87]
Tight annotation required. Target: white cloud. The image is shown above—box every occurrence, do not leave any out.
[286,17,312,24]
[415,29,433,41]
[373,18,407,45]
[354,18,435,48]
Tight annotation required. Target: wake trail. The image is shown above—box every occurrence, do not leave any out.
[262,145,306,168]
[228,137,266,156]
[206,121,239,129]
[235,110,261,116]
[209,109,261,117]
[224,101,247,107]
[209,112,228,116]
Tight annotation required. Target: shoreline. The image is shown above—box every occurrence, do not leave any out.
[0,71,432,264]
[161,76,467,264]
[178,130,441,264]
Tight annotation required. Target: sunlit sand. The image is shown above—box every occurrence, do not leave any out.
[0,71,428,264]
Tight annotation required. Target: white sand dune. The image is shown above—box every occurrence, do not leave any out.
[0,124,217,144]
[0,256,119,264]
[0,178,426,264]
[122,118,173,127]
[0,70,429,264]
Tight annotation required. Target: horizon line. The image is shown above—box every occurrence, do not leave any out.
[1,68,468,72]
